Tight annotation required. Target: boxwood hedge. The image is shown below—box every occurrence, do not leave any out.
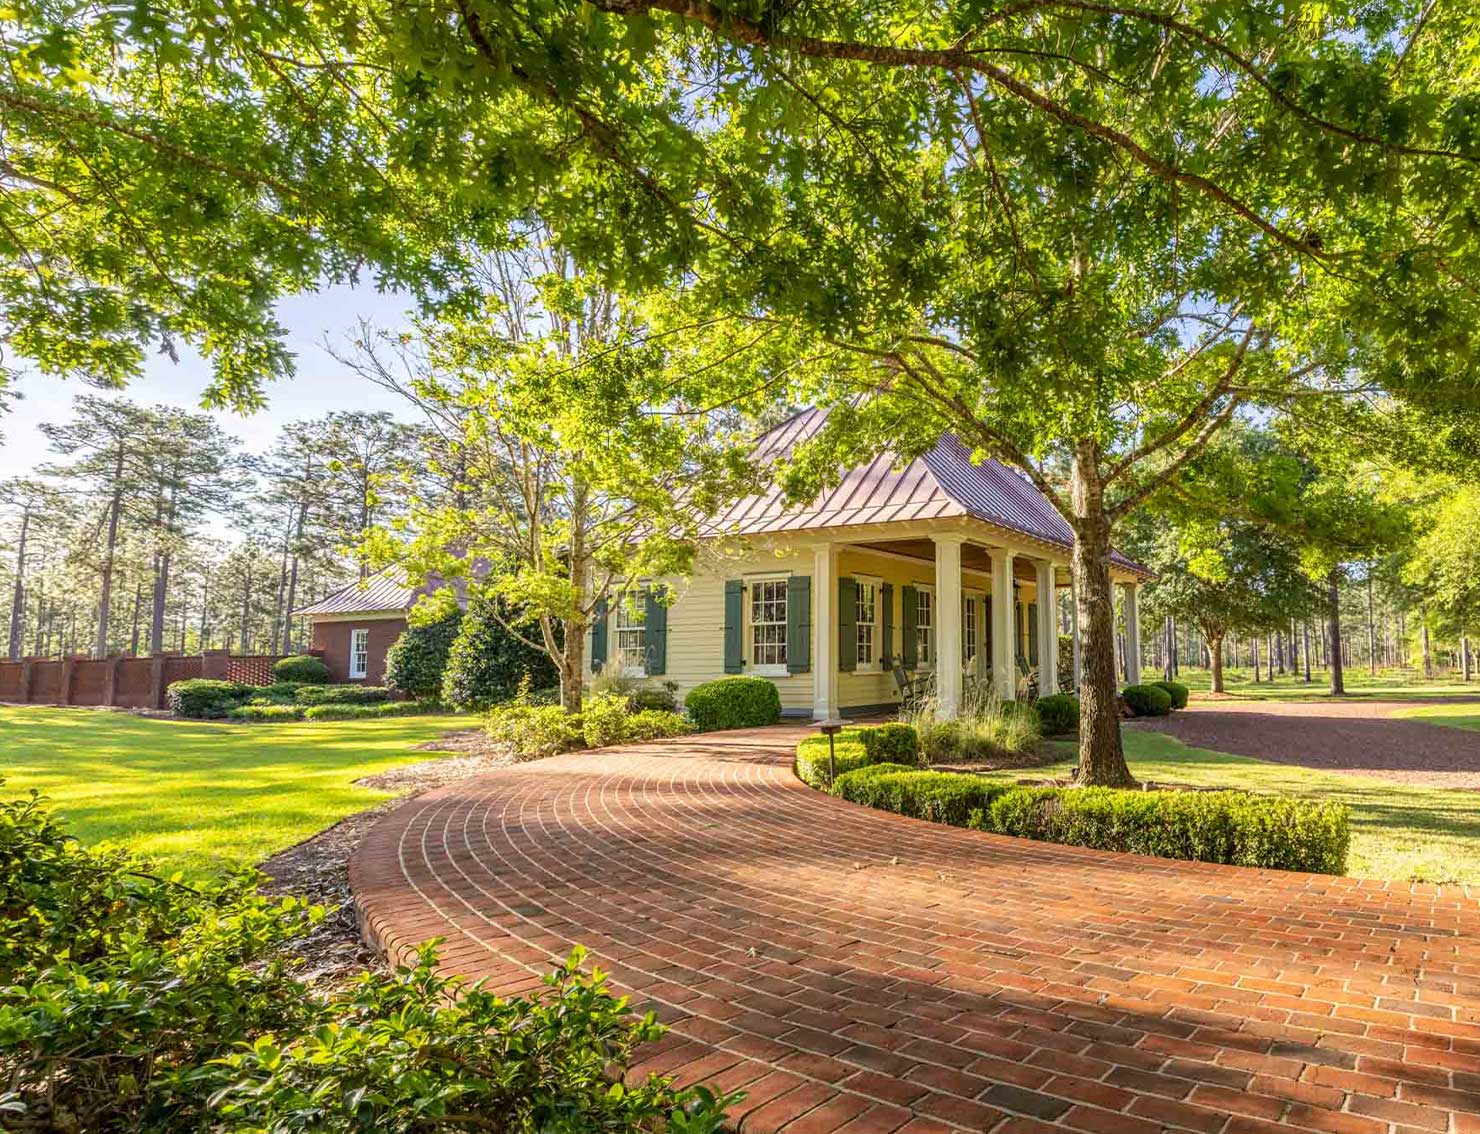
[795,723,922,788]
[683,676,781,732]
[1152,679,1191,709]
[822,766,1349,874]
[1121,683,1174,717]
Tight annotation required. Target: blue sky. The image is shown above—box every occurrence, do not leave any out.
[0,283,422,480]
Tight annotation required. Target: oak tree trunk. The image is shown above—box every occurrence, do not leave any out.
[1208,631,1225,693]
[1070,443,1136,788]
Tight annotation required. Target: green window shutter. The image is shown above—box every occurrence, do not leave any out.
[985,595,994,657]
[786,574,811,673]
[1015,602,1025,660]
[881,583,894,666]
[645,588,668,676]
[838,576,858,673]
[590,597,608,673]
[723,580,744,673]
[901,584,918,668]
[1028,602,1039,666]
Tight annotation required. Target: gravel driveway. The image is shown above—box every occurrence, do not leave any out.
[1136,698,1480,789]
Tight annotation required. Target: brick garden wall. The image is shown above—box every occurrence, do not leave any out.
[0,649,323,710]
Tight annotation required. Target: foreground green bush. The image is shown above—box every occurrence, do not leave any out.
[1122,683,1174,717]
[272,654,330,684]
[384,609,463,700]
[1034,693,1079,735]
[295,683,391,706]
[442,593,559,711]
[166,677,253,718]
[861,722,920,764]
[684,676,781,732]
[1152,679,1191,709]
[0,783,739,1133]
[819,764,1350,873]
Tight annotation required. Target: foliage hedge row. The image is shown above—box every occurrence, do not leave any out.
[166,678,254,718]
[1152,679,1191,709]
[683,676,782,731]
[302,700,447,721]
[826,766,1349,873]
[294,683,391,705]
[0,782,738,1133]
[485,692,691,760]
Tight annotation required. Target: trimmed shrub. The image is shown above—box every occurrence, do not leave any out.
[832,767,1009,826]
[228,703,305,722]
[859,722,920,765]
[1122,683,1173,717]
[684,676,782,732]
[980,787,1349,874]
[385,610,463,700]
[166,678,252,719]
[273,654,330,684]
[486,703,586,760]
[442,593,560,711]
[629,684,680,713]
[295,683,391,706]
[1034,693,1080,736]
[795,732,870,788]
[1152,679,1190,710]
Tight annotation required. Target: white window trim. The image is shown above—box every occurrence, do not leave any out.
[349,627,369,679]
[747,574,790,677]
[613,587,649,678]
[854,574,883,672]
[915,583,936,671]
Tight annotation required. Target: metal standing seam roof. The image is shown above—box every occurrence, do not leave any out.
[707,408,1151,575]
[292,570,422,617]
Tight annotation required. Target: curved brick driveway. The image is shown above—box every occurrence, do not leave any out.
[351,726,1480,1134]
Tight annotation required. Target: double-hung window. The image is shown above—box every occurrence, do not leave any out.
[963,593,978,666]
[749,578,788,672]
[349,628,369,679]
[916,587,935,668]
[614,590,648,675]
[856,577,879,669]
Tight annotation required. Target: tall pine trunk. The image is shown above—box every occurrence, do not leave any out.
[1207,630,1226,693]
[281,499,307,653]
[8,506,29,661]
[1366,574,1377,676]
[150,487,177,654]
[129,583,143,654]
[94,449,126,657]
[1070,442,1135,788]
[1327,570,1345,696]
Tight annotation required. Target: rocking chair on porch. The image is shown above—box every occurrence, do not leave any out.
[890,661,930,709]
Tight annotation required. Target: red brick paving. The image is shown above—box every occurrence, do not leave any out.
[351,725,1480,1134]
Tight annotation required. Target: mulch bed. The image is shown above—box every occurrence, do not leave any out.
[259,728,516,987]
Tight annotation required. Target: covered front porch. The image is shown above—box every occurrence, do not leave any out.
[801,521,1144,721]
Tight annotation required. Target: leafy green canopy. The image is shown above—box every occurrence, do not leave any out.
[0,1,494,404]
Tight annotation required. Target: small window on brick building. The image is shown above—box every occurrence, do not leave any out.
[349,628,369,679]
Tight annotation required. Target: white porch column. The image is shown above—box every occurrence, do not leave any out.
[990,549,1016,701]
[1035,560,1058,696]
[933,535,964,719]
[812,543,839,721]
[1070,575,1083,690]
[1123,580,1143,686]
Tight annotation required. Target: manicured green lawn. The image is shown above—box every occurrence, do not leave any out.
[1175,665,1479,702]
[0,706,465,877]
[1391,702,1480,732]
[997,730,1480,885]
